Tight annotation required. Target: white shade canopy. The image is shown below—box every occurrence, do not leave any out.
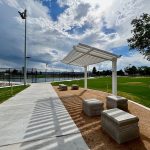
[62,43,120,95]
[62,43,120,67]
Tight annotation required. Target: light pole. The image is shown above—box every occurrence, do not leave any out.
[18,9,27,85]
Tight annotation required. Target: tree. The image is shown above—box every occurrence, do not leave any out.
[92,67,97,75]
[131,66,138,75]
[138,66,150,75]
[96,71,100,76]
[12,69,18,75]
[124,67,130,75]
[117,69,125,76]
[124,65,137,75]
[100,70,112,76]
[127,13,150,60]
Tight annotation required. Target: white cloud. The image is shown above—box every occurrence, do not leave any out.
[118,52,150,70]
[56,0,150,50]
[1,0,19,8]
[88,52,150,72]
[0,0,150,71]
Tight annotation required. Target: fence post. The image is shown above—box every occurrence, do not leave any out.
[31,68,33,83]
[20,70,21,82]
[9,68,11,86]
[11,83,13,95]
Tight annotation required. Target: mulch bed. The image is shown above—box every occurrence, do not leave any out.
[53,86,150,150]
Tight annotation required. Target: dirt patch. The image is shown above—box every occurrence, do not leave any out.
[53,86,150,150]
[122,82,145,86]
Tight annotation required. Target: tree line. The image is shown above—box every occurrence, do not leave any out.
[92,66,150,76]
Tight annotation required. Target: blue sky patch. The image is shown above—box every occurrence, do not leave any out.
[66,23,92,34]
[41,0,68,21]
[102,25,116,34]
[111,46,130,56]
[101,17,116,34]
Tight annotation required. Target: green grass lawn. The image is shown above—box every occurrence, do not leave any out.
[0,85,29,104]
[52,77,150,108]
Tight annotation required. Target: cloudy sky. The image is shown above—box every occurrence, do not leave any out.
[0,0,150,71]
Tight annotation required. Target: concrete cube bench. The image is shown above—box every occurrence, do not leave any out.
[83,99,104,116]
[59,84,64,89]
[71,84,79,90]
[59,84,68,91]
[101,108,139,144]
[106,95,128,111]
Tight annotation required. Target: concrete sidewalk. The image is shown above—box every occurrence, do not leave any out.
[0,83,89,150]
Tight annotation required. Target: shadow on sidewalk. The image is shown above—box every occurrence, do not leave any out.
[20,97,87,150]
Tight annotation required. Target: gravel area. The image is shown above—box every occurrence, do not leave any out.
[53,86,150,150]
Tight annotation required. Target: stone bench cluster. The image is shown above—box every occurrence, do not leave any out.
[58,84,79,91]
[82,96,139,144]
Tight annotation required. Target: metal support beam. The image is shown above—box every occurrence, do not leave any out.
[112,58,117,95]
[84,66,87,89]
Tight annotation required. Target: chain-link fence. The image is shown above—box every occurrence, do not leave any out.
[0,68,85,86]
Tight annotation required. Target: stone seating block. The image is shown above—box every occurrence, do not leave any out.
[71,84,79,90]
[60,85,68,91]
[59,84,64,89]
[101,108,139,144]
[106,95,128,111]
[83,99,104,116]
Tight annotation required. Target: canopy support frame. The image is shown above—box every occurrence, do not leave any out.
[112,58,117,95]
[84,66,87,89]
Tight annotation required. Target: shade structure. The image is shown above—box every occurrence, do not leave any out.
[62,43,120,67]
[62,43,120,95]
